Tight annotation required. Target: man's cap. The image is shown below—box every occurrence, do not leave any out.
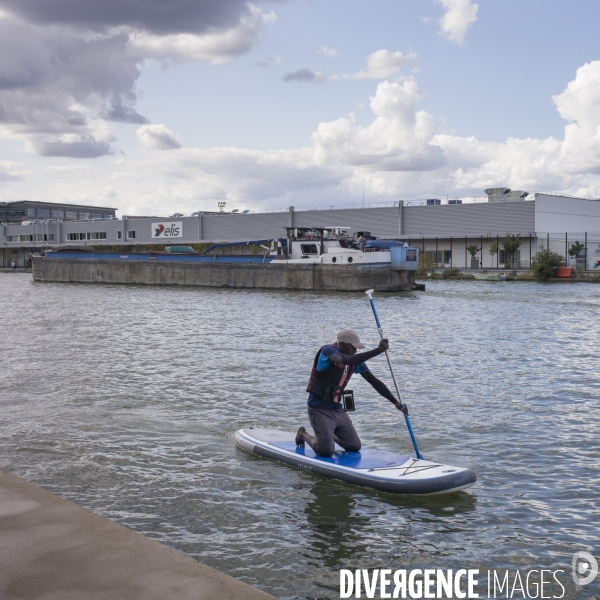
[337,329,365,349]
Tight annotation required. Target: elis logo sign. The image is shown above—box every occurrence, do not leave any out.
[152,222,182,238]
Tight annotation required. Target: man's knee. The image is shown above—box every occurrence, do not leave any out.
[344,440,361,453]
[314,439,335,457]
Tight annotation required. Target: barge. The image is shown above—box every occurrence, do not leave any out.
[32,227,420,292]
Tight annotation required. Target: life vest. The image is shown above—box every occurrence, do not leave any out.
[306,345,356,406]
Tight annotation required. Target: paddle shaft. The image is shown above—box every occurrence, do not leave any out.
[365,291,424,460]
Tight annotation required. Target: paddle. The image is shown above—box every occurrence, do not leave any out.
[365,289,424,460]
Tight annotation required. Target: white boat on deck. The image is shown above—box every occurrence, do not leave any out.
[269,226,417,268]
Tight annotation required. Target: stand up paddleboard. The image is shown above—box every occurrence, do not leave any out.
[235,428,476,495]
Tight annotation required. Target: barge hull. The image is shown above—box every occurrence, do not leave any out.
[32,256,414,292]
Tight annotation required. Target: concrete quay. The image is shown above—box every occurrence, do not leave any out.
[0,469,277,600]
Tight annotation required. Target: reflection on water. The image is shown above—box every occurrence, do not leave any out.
[301,479,480,573]
[1,274,599,599]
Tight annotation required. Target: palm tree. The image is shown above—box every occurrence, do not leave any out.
[467,244,481,269]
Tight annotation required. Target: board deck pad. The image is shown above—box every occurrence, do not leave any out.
[270,441,410,469]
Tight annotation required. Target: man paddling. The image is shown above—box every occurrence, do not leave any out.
[296,329,408,457]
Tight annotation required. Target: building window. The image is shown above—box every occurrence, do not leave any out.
[300,243,318,255]
[65,211,78,220]
[52,210,64,218]
[80,212,90,219]
[35,234,43,241]
[66,232,107,241]
[92,213,103,219]
[19,235,33,242]
[28,208,36,217]
[47,234,55,241]
[6,236,17,242]
[117,231,122,240]
[38,209,50,218]
[127,231,136,239]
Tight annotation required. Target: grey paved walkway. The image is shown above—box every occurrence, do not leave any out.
[0,469,277,600]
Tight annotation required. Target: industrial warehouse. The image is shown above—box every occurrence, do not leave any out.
[2,189,600,271]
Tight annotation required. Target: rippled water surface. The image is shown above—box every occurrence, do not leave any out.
[1,274,599,599]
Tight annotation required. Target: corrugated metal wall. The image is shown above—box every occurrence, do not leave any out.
[202,212,290,241]
[198,207,403,241]
[292,207,401,238]
[403,202,535,237]
[200,202,534,241]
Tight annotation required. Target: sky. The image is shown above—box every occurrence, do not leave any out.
[0,0,600,216]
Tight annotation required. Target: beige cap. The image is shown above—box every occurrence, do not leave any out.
[337,329,366,349]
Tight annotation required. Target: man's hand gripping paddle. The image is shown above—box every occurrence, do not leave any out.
[365,289,424,460]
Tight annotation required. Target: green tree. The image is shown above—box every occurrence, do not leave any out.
[568,241,585,259]
[501,233,522,268]
[467,244,481,257]
[467,243,481,269]
[531,248,565,281]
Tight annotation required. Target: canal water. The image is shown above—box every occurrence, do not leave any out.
[1,274,599,599]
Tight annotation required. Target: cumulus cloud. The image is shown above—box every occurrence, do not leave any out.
[137,124,182,150]
[438,0,478,45]
[0,1,277,157]
[550,61,600,175]
[129,5,276,65]
[312,80,444,171]
[6,36,600,214]
[553,61,600,126]
[103,95,149,124]
[118,60,600,209]
[258,55,282,67]
[283,68,325,83]
[28,134,115,159]
[0,23,139,157]
[347,50,417,79]
[427,62,600,195]
[0,0,257,37]
[317,46,338,58]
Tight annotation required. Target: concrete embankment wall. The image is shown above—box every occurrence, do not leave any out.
[0,469,276,600]
[33,257,413,292]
